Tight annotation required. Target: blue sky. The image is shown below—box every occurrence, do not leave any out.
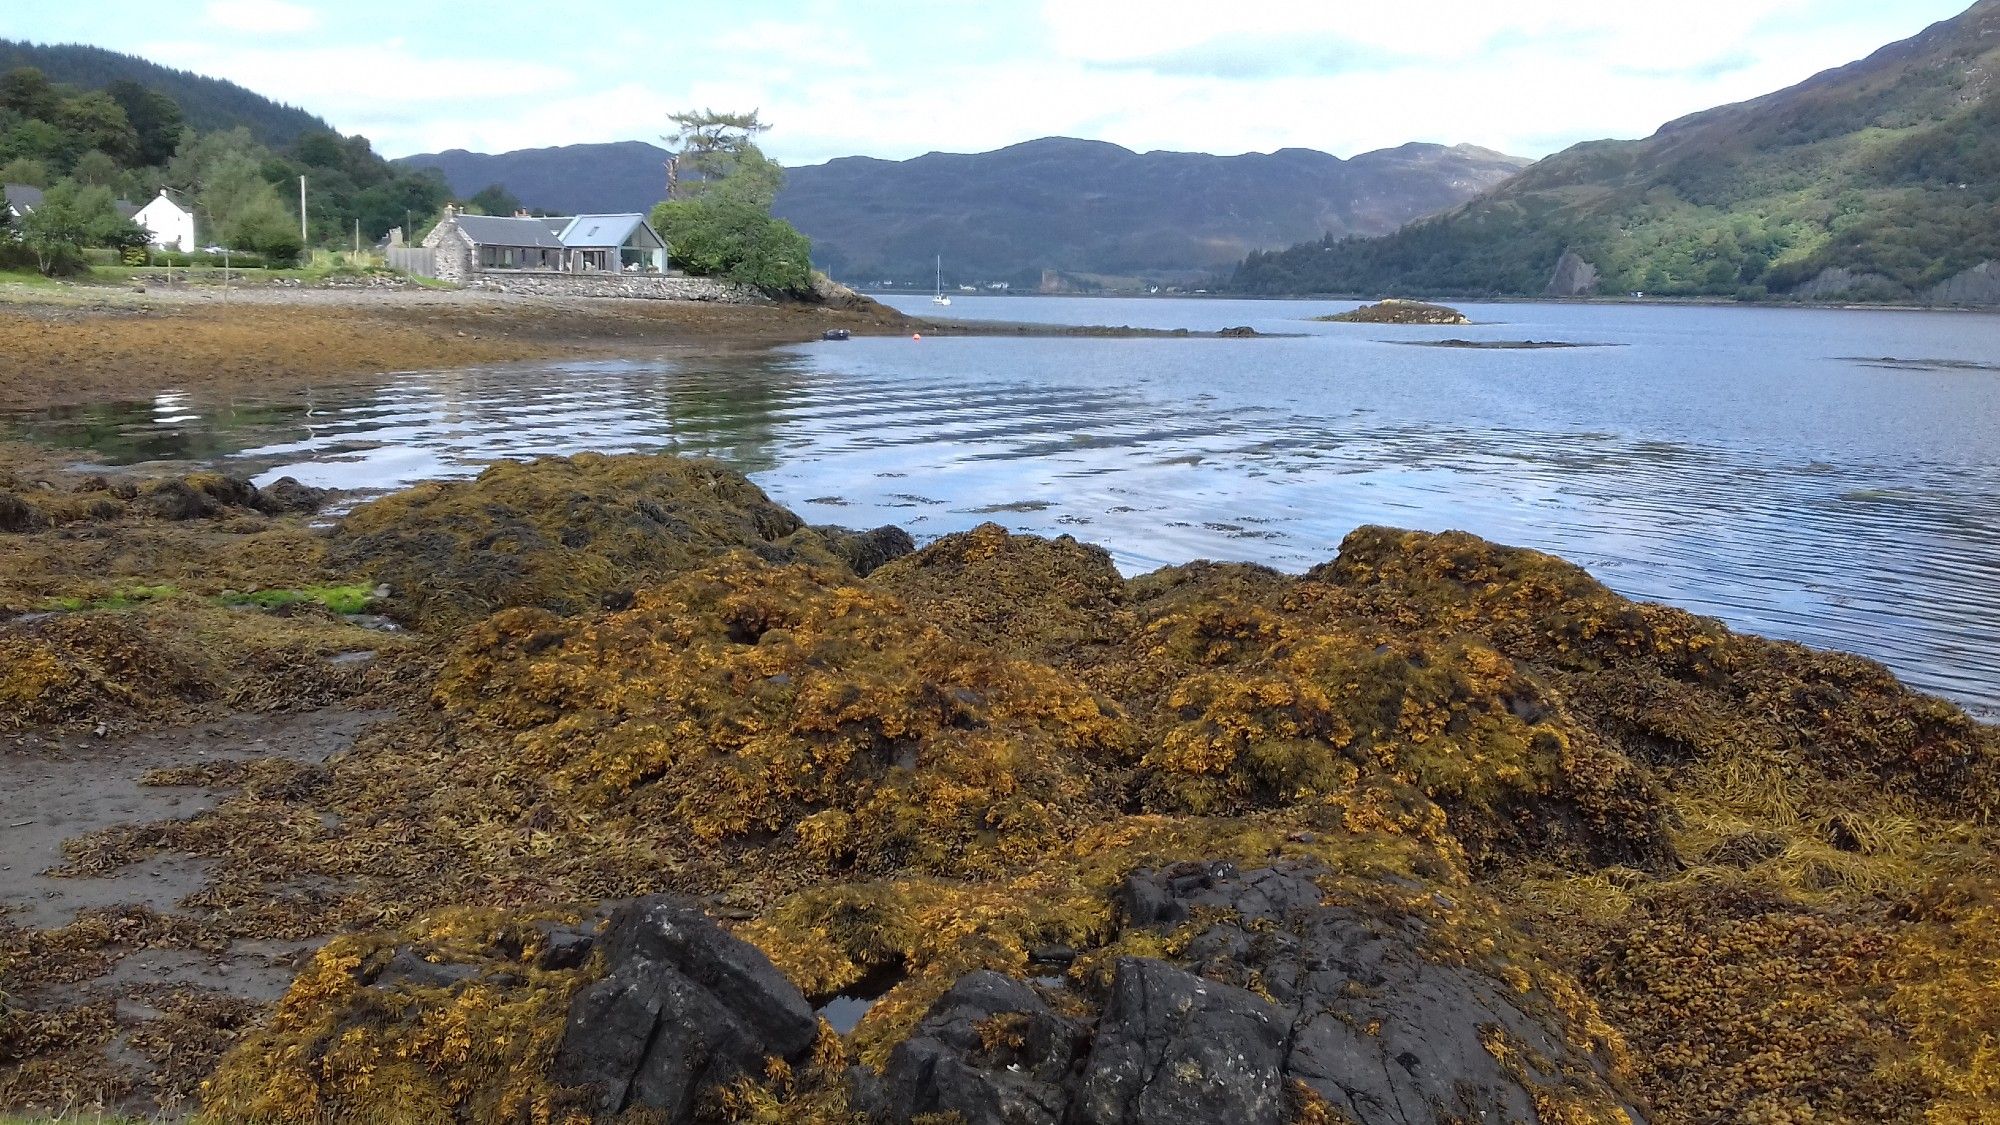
[7,1,1978,164]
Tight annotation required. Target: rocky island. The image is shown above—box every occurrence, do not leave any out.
[1318,299,1472,325]
[1,447,1995,1124]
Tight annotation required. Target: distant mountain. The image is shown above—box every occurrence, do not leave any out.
[397,141,674,217]
[1232,0,2000,304]
[401,137,1529,286]
[0,40,330,148]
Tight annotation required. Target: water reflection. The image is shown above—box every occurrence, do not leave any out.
[6,300,1997,719]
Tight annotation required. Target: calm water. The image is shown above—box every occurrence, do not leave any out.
[9,295,1999,718]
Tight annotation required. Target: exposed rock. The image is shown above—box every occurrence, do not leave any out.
[1321,300,1470,325]
[135,474,260,521]
[253,476,331,515]
[0,491,36,532]
[552,896,820,1118]
[1115,861,1644,1124]
[857,971,1084,1125]
[821,523,918,576]
[1073,957,1291,1125]
[1786,266,1904,302]
[1547,250,1601,297]
[1925,260,2000,306]
[859,861,1643,1125]
[1217,325,1260,337]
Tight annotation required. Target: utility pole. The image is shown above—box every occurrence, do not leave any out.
[353,218,360,256]
[299,175,308,244]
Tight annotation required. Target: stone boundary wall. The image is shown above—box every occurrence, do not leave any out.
[468,271,766,304]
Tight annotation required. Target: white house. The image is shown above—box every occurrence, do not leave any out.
[133,190,197,252]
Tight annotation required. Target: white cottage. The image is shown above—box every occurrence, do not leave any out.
[133,190,197,252]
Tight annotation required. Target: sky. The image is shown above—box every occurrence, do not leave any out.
[5,0,1979,164]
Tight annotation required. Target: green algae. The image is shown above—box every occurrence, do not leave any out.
[216,584,377,616]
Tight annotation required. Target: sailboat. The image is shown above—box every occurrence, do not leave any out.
[932,255,952,306]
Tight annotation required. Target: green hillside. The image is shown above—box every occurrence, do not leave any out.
[0,40,328,148]
[1,43,454,268]
[1232,0,2000,303]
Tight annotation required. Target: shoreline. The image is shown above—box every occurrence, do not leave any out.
[0,282,1266,414]
[869,288,2000,314]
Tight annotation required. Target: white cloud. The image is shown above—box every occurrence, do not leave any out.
[119,1,1978,165]
[203,0,322,35]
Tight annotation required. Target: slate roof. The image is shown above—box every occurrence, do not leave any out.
[558,214,654,248]
[3,184,44,214]
[453,213,566,248]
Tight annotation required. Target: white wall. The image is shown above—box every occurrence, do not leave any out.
[134,193,196,252]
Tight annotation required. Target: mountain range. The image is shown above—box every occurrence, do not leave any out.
[400,139,1530,287]
[1232,0,2000,303]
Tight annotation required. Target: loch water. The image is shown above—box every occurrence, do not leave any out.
[9,295,1999,718]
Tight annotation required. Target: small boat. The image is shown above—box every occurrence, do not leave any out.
[931,255,952,306]
[822,328,851,341]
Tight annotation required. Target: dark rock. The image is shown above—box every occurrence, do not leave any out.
[823,524,918,577]
[866,862,1644,1125]
[1218,325,1259,337]
[551,896,818,1119]
[533,920,597,971]
[1127,862,1645,1125]
[255,476,331,515]
[857,971,1084,1125]
[0,493,36,533]
[137,480,214,521]
[1073,958,1290,1125]
[371,947,483,990]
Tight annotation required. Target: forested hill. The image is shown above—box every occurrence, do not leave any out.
[402,137,1529,287]
[0,40,328,148]
[1232,0,2000,304]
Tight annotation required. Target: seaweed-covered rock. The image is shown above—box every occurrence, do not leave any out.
[1320,300,1471,325]
[329,453,899,631]
[136,473,261,521]
[0,490,36,532]
[427,556,1134,878]
[553,897,820,1118]
[821,523,917,576]
[0,602,405,730]
[253,476,331,515]
[870,523,1129,667]
[856,971,1084,1125]
[850,861,1641,1125]
[1115,861,1643,1124]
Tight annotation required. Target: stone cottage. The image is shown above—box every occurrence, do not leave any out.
[422,206,669,284]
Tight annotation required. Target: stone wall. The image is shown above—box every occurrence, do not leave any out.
[468,271,765,303]
[424,222,475,284]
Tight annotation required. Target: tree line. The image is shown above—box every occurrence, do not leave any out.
[0,64,508,274]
